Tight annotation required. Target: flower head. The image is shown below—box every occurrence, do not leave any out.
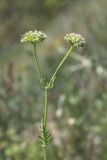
[64,33,86,47]
[21,30,47,44]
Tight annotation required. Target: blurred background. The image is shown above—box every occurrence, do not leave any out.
[0,0,107,159]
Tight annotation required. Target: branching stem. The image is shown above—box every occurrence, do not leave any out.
[33,45,73,160]
[21,30,86,160]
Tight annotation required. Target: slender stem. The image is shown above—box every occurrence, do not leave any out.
[33,44,49,160]
[43,146,46,160]
[33,44,43,80]
[50,46,73,82]
[43,88,48,160]
[44,88,48,128]
[33,44,73,160]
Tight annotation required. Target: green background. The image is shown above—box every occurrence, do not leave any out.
[0,0,107,159]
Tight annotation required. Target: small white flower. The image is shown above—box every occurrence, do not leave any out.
[64,33,86,48]
[21,30,47,44]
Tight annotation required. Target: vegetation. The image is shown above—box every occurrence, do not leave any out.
[0,0,107,160]
[21,30,86,160]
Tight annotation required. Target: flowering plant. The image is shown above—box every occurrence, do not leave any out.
[21,30,86,160]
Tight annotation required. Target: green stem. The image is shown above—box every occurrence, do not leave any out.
[44,88,48,129]
[43,88,48,160]
[43,146,46,160]
[33,44,43,81]
[33,45,73,160]
[50,46,73,83]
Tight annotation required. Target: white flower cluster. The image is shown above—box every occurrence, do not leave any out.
[21,30,47,44]
[64,33,86,47]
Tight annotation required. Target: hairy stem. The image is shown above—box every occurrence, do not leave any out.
[50,46,72,83]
